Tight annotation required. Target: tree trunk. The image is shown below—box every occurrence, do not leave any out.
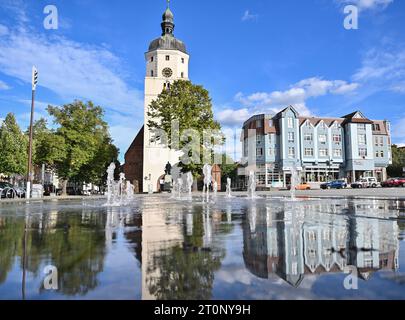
[62,179,68,196]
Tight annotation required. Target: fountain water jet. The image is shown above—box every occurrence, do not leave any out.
[289,161,301,201]
[185,172,193,197]
[248,171,257,199]
[226,178,233,198]
[104,163,135,206]
[202,164,212,201]
[213,181,218,197]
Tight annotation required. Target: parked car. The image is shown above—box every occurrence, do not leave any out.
[0,182,26,198]
[381,177,405,188]
[352,177,380,188]
[321,180,347,189]
[287,183,311,190]
[351,179,366,188]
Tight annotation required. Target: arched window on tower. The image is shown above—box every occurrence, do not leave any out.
[151,70,154,77]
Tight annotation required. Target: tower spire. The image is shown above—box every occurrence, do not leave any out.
[161,1,174,36]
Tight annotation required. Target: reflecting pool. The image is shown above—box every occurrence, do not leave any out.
[0,195,404,300]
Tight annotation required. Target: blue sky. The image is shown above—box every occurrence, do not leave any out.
[0,0,404,162]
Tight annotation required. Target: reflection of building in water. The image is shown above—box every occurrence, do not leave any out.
[140,202,227,300]
[243,201,399,287]
[141,206,184,300]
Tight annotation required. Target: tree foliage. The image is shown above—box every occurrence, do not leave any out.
[0,113,27,176]
[31,118,66,168]
[147,80,222,176]
[387,145,405,177]
[47,101,119,192]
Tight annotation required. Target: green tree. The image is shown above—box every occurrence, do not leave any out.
[218,154,238,184]
[387,145,405,177]
[147,80,222,177]
[31,118,66,169]
[0,113,27,176]
[47,100,118,194]
[74,137,119,187]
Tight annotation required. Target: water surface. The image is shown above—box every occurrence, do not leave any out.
[0,195,404,300]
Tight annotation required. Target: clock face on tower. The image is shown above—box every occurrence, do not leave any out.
[162,67,173,78]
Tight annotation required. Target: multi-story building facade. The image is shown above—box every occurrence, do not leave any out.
[241,106,392,188]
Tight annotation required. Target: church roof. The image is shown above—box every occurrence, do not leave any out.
[148,35,187,54]
[148,5,188,54]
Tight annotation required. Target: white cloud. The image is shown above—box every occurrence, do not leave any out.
[353,47,405,92]
[336,0,393,11]
[242,10,258,22]
[0,27,143,117]
[0,0,146,161]
[216,108,250,127]
[0,80,10,90]
[234,77,358,117]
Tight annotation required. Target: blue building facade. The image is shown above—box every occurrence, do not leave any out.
[241,106,392,188]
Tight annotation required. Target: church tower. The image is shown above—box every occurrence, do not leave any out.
[143,3,190,192]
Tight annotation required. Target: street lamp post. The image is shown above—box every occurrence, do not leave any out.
[26,66,38,199]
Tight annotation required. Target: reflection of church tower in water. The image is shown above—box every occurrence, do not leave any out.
[142,3,190,193]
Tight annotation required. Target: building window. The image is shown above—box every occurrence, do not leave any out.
[359,148,368,157]
[288,147,295,158]
[287,117,294,128]
[379,136,384,146]
[373,124,381,131]
[181,72,184,78]
[269,119,274,127]
[304,148,314,157]
[288,132,295,143]
[257,148,263,156]
[319,148,328,157]
[166,55,170,61]
[305,120,312,127]
[151,56,154,62]
[319,122,326,129]
[334,122,340,129]
[358,134,367,145]
[319,134,327,144]
[256,120,262,128]
[333,134,341,144]
[358,124,366,130]
[304,133,313,142]
[375,150,379,158]
[380,151,384,158]
[333,149,342,157]
[181,58,185,63]
[374,136,379,147]
[268,148,275,156]
[151,70,154,77]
